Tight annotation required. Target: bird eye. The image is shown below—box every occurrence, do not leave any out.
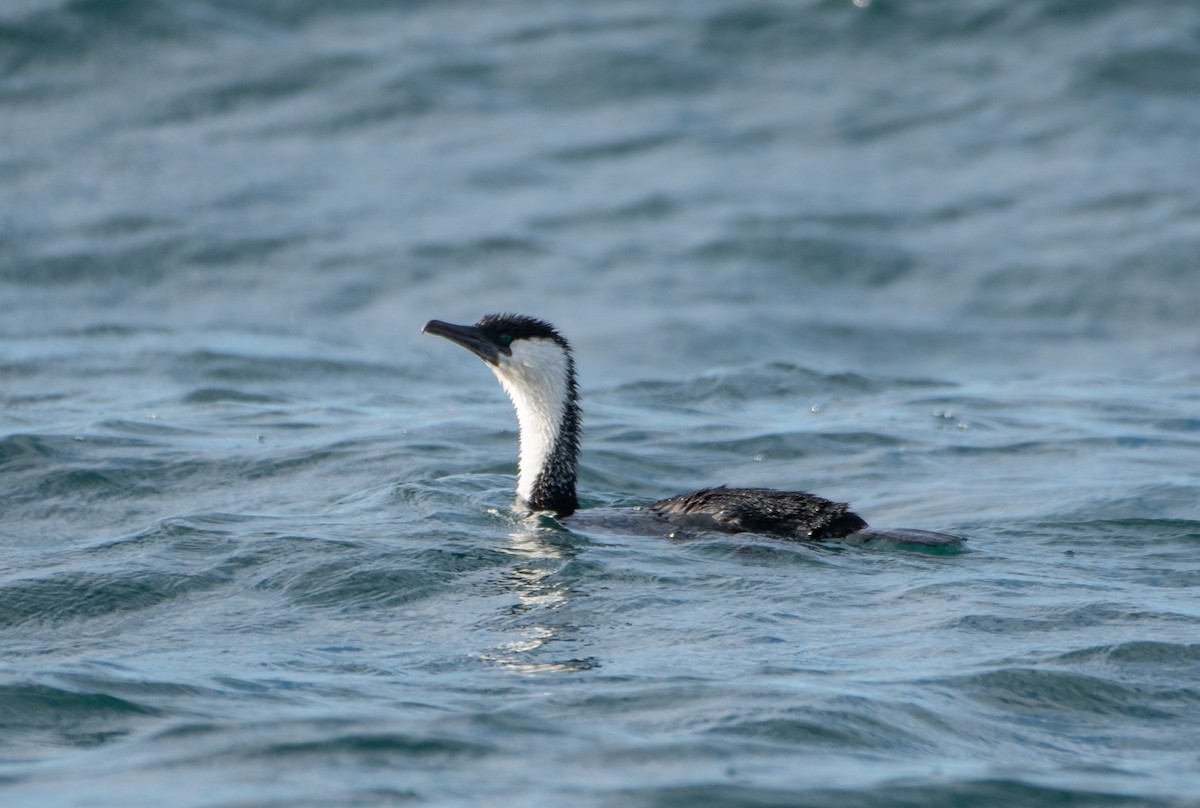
[499,333,513,346]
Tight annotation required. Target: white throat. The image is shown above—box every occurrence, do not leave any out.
[488,338,571,503]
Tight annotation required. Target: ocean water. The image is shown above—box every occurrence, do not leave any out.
[3,1,1200,805]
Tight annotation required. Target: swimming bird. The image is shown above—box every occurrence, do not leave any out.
[422,313,962,546]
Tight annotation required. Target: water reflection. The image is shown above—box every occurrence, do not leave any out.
[478,518,599,673]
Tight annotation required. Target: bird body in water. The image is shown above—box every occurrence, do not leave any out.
[423,313,962,547]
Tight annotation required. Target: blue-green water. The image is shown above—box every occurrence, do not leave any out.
[3,1,1200,805]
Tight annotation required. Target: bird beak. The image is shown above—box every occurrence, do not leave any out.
[422,319,501,365]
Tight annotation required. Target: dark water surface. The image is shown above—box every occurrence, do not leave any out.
[3,1,1200,805]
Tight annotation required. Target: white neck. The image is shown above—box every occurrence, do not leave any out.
[488,339,572,503]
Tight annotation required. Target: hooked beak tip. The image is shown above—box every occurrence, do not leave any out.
[422,319,501,365]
